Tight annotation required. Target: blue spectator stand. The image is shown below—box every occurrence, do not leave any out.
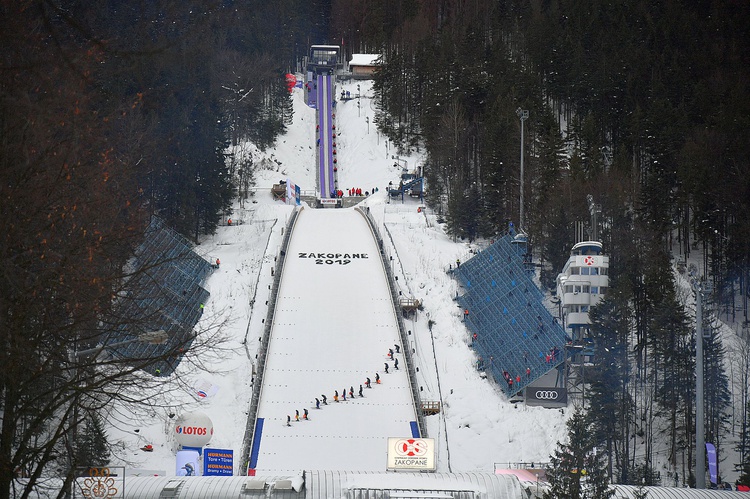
[105,217,213,375]
[454,235,568,396]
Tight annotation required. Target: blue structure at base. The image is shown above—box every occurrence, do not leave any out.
[410,421,420,438]
[248,418,265,470]
[106,217,212,375]
[455,235,567,396]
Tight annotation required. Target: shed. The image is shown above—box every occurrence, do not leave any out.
[349,54,380,79]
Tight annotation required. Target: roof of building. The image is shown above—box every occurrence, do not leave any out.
[350,54,380,67]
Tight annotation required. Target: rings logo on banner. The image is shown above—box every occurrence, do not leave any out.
[535,390,559,400]
[394,438,428,458]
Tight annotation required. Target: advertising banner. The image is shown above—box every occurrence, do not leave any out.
[286,179,296,205]
[204,448,234,476]
[386,438,436,471]
[576,255,602,267]
[75,467,125,499]
[176,450,201,476]
[525,387,568,408]
[706,442,717,484]
[174,411,214,448]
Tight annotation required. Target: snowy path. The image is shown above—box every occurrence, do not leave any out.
[250,208,419,474]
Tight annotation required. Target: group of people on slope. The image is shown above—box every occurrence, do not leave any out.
[285,344,402,427]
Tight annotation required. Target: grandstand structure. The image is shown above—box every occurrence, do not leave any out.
[455,234,568,397]
[106,217,212,375]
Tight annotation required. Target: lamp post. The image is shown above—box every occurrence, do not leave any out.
[391,155,408,172]
[516,107,529,231]
[689,265,706,488]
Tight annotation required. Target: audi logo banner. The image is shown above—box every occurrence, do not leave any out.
[525,387,568,408]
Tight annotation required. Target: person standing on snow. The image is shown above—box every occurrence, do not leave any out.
[384,362,389,374]
[303,408,309,420]
[286,415,291,427]
[295,410,300,422]
[315,397,321,409]
[365,377,371,388]
[342,389,347,401]
[321,394,327,405]
[375,373,381,384]
[349,386,354,398]
[358,385,364,397]
[334,390,339,402]
[394,358,399,370]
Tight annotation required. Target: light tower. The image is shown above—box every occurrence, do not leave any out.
[516,107,529,231]
[689,264,706,488]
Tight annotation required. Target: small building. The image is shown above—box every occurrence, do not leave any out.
[349,53,380,79]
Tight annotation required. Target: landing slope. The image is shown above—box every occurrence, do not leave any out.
[252,207,418,474]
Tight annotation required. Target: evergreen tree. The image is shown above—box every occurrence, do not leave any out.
[588,287,634,484]
[544,408,614,499]
[75,411,111,468]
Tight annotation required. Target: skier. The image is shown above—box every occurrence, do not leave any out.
[315,397,321,409]
[286,415,291,427]
[384,362,389,374]
[321,394,327,405]
[358,385,364,397]
[303,408,309,420]
[365,377,371,388]
[394,358,399,370]
[375,373,381,384]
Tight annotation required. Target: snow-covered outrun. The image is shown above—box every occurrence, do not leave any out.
[104,78,569,482]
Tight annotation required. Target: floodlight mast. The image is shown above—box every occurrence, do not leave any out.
[516,108,529,231]
[689,265,706,489]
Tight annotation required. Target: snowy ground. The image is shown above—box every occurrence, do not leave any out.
[103,79,589,481]
[253,208,418,474]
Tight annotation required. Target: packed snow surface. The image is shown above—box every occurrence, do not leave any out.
[105,79,573,479]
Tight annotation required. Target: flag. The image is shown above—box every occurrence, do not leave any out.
[706,442,717,484]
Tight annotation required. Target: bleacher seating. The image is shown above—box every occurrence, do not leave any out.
[106,217,213,375]
[455,235,567,396]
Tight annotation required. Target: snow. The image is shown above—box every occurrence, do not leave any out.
[253,208,417,473]
[349,54,380,67]
[104,79,570,479]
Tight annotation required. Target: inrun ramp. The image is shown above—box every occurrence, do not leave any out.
[317,74,335,198]
[250,208,419,474]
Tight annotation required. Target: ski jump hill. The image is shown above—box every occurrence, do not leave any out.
[246,207,422,475]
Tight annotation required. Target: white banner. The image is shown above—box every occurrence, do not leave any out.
[386,438,436,471]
